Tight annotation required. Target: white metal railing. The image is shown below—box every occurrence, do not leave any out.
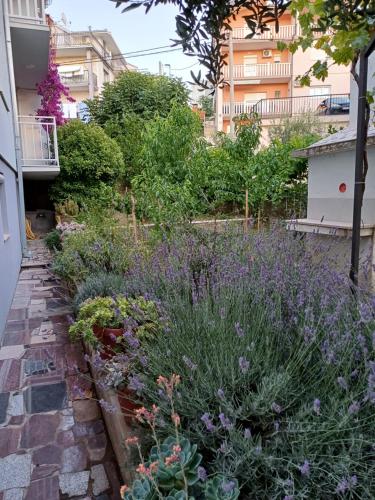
[224,62,291,80]
[232,24,297,41]
[18,116,59,168]
[55,32,91,47]
[8,0,46,23]
[222,102,257,115]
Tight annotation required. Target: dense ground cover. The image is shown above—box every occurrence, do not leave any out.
[53,217,375,498]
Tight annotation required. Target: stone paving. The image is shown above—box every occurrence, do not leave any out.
[0,240,121,500]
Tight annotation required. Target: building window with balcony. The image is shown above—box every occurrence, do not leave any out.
[274,55,281,63]
[275,90,281,98]
[0,173,10,242]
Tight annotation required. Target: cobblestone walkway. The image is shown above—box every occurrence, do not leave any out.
[0,240,121,500]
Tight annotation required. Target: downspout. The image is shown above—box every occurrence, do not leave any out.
[3,0,29,257]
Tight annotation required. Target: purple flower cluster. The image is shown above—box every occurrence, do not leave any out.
[201,413,215,432]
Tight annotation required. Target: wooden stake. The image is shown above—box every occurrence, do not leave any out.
[131,194,138,243]
[244,189,249,233]
[257,207,261,231]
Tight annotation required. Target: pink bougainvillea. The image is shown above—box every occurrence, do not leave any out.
[36,48,75,126]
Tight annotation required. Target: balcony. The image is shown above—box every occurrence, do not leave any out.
[60,71,98,90]
[8,0,48,24]
[222,94,350,120]
[19,116,60,179]
[224,63,291,82]
[232,24,297,41]
[54,32,112,61]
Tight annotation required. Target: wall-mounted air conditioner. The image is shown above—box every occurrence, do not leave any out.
[263,49,272,58]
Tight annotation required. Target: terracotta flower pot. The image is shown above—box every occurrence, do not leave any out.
[92,325,124,358]
[118,388,141,424]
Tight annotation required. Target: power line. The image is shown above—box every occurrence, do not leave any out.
[53,42,182,66]
[171,61,199,71]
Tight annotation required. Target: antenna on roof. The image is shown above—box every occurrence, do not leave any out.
[61,12,68,26]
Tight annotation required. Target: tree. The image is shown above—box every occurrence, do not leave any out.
[85,71,189,185]
[198,95,214,119]
[50,120,125,206]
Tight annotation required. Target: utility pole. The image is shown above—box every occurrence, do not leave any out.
[229,30,235,138]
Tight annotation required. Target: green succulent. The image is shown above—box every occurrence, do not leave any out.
[122,478,156,500]
[205,476,240,500]
[148,436,202,491]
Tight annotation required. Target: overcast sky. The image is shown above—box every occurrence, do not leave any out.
[47,0,200,83]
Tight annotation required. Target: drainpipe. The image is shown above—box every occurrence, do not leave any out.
[3,0,29,257]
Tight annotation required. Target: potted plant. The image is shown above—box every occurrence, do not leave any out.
[69,295,167,356]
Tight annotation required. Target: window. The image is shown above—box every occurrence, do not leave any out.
[274,55,281,63]
[104,70,110,83]
[243,56,257,76]
[275,90,281,98]
[0,173,9,242]
[62,102,78,119]
[310,86,331,96]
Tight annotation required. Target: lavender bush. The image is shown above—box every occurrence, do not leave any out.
[122,226,375,498]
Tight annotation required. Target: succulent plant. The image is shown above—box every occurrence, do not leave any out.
[148,436,202,491]
[204,476,240,500]
[122,478,156,500]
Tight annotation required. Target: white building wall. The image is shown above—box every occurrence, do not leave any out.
[0,0,22,335]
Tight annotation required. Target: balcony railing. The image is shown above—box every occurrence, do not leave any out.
[232,24,297,41]
[8,0,46,23]
[54,32,112,61]
[222,94,350,119]
[252,94,350,118]
[18,116,59,168]
[60,71,98,88]
[224,62,291,80]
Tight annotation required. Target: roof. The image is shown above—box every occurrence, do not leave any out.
[293,126,375,158]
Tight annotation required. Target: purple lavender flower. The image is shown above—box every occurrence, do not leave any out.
[219,413,233,430]
[217,388,225,400]
[123,331,140,349]
[127,375,145,394]
[348,401,360,415]
[244,428,252,439]
[221,480,236,494]
[219,307,226,319]
[299,460,310,477]
[182,355,197,371]
[201,413,215,432]
[313,398,321,415]
[197,466,207,482]
[284,496,294,500]
[99,399,117,414]
[234,321,245,338]
[239,356,250,374]
[271,402,282,414]
[72,384,85,398]
[337,376,348,391]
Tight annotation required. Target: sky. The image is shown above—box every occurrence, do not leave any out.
[47,0,200,83]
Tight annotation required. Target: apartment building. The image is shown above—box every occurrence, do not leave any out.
[217,9,351,141]
[0,0,56,334]
[51,23,136,119]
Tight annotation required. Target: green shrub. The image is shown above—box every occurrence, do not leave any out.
[51,223,132,291]
[44,229,62,251]
[73,272,126,311]
[50,120,125,206]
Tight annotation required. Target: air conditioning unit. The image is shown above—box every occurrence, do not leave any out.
[263,49,272,58]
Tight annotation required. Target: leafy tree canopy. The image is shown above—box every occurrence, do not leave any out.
[85,71,189,124]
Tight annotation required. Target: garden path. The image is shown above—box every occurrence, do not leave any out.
[0,240,121,500]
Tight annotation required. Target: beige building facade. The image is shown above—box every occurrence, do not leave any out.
[51,24,136,118]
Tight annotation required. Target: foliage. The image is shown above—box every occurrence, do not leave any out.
[110,1,291,87]
[132,104,205,223]
[69,295,164,345]
[121,227,375,498]
[51,221,132,291]
[73,272,127,310]
[36,49,74,126]
[50,120,125,206]
[268,112,324,144]
[199,95,214,119]
[55,199,80,218]
[121,375,239,499]
[44,229,62,252]
[86,71,189,125]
